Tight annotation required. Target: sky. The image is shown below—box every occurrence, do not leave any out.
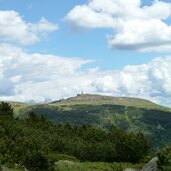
[0,0,171,106]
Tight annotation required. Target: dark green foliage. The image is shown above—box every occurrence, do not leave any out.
[111,163,123,171]
[157,146,171,171]
[23,151,54,171]
[109,126,149,163]
[0,102,149,170]
[0,102,13,117]
[24,104,171,150]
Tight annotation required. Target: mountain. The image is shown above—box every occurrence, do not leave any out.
[7,94,171,150]
[52,94,171,110]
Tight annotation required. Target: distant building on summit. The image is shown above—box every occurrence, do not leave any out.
[77,91,84,96]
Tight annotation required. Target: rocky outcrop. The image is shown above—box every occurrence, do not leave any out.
[124,169,137,171]
[141,157,158,171]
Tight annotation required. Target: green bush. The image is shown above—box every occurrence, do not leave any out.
[23,151,55,171]
[111,162,123,171]
[157,146,171,171]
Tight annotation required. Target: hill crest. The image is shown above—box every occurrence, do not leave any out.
[50,94,170,111]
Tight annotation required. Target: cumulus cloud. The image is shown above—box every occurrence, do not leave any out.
[0,10,58,45]
[0,44,90,102]
[65,0,171,52]
[90,57,171,106]
[0,43,171,106]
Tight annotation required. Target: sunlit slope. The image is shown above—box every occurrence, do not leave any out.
[50,94,171,111]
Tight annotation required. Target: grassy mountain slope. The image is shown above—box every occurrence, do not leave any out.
[9,94,171,149]
[51,94,170,111]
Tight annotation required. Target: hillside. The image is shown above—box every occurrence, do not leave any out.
[51,94,171,111]
[10,94,171,150]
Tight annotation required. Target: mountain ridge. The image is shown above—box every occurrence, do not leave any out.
[50,94,171,112]
[2,94,171,112]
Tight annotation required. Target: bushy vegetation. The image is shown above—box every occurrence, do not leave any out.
[157,146,171,171]
[0,102,149,170]
[21,103,171,150]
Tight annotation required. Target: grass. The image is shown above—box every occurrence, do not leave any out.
[49,99,165,109]
[4,95,171,116]
[1,161,143,171]
[48,94,171,112]
[55,160,142,171]
[1,166,24,171]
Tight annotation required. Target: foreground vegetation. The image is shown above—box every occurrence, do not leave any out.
[0,102,149,171]
[157,146,171,171]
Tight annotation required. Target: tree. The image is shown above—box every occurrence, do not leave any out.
[0,102,13,117]
[23,151,54,171]
[157,146,171,171]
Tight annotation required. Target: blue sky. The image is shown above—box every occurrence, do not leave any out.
[0,0,169,70]
[0,0,171,106]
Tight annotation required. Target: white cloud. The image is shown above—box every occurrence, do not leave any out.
[0,10,58,45]
[0,44,90,102]
[65,0,171,52]
[31,17,58,34]
[66,5,116,29]
[0,43,171,106]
